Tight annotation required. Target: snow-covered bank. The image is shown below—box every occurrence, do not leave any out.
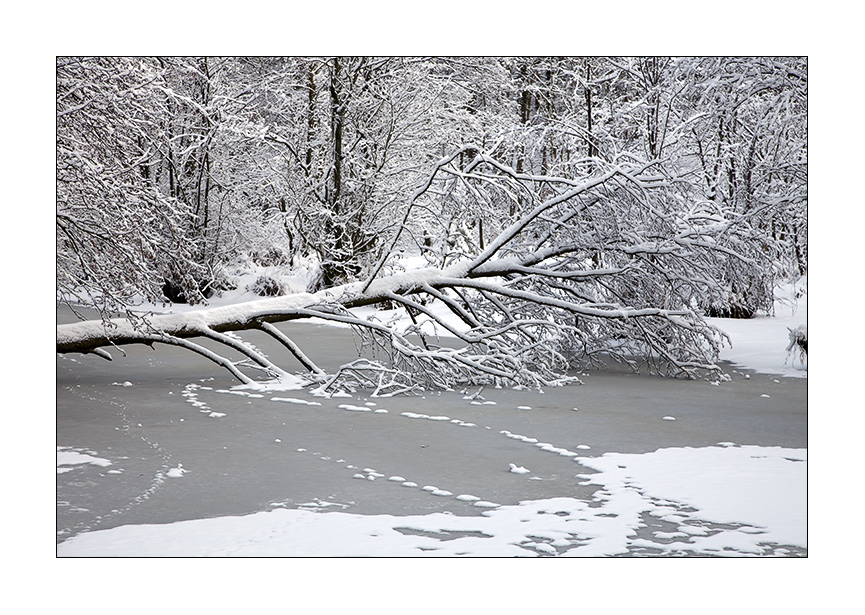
[708,277,807,378]
[56,443,805,557]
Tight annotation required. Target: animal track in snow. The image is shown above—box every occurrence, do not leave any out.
[291,447,499,509]
[181,384,230,418]
[59,387,178,537]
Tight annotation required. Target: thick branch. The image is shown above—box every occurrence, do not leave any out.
[254,319,326,376]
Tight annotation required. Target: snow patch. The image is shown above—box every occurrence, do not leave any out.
[57,447,112,471]
[271,397,322,406]
[165,464,187,478]
[57,445,805,557]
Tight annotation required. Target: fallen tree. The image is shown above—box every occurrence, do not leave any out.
[57,148,776,394]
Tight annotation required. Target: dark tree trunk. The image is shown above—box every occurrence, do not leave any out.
[584,59,597,159]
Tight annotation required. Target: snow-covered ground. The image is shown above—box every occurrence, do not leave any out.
[709,276,807,378]
[56,274,807,557]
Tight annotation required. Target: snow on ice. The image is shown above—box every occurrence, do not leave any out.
[56,447,112,474]
[57,443,805,557]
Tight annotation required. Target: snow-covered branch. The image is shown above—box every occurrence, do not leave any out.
[57,146,775,391]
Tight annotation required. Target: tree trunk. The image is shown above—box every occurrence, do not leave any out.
[305,64,315,174]
[584,58,597,159]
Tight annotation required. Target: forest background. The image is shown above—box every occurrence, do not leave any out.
[57,56,807,313]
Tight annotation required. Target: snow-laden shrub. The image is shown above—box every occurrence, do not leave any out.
[786,325,807,365]
[211,270,238,294]
[702,283,769,319]
[704,301,755,320]
[248,245,292,268]
[247,275,284,297]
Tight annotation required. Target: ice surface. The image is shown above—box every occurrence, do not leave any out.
[57,444,806,557]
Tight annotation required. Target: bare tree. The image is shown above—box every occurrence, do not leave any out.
[56,57,208,321]
[57,146,773,394]
[672,56,808,282]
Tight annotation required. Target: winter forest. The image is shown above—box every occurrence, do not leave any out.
[53,54,813,564]
[56,56,807,392]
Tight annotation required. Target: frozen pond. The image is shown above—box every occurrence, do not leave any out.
[56,307,806,556]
